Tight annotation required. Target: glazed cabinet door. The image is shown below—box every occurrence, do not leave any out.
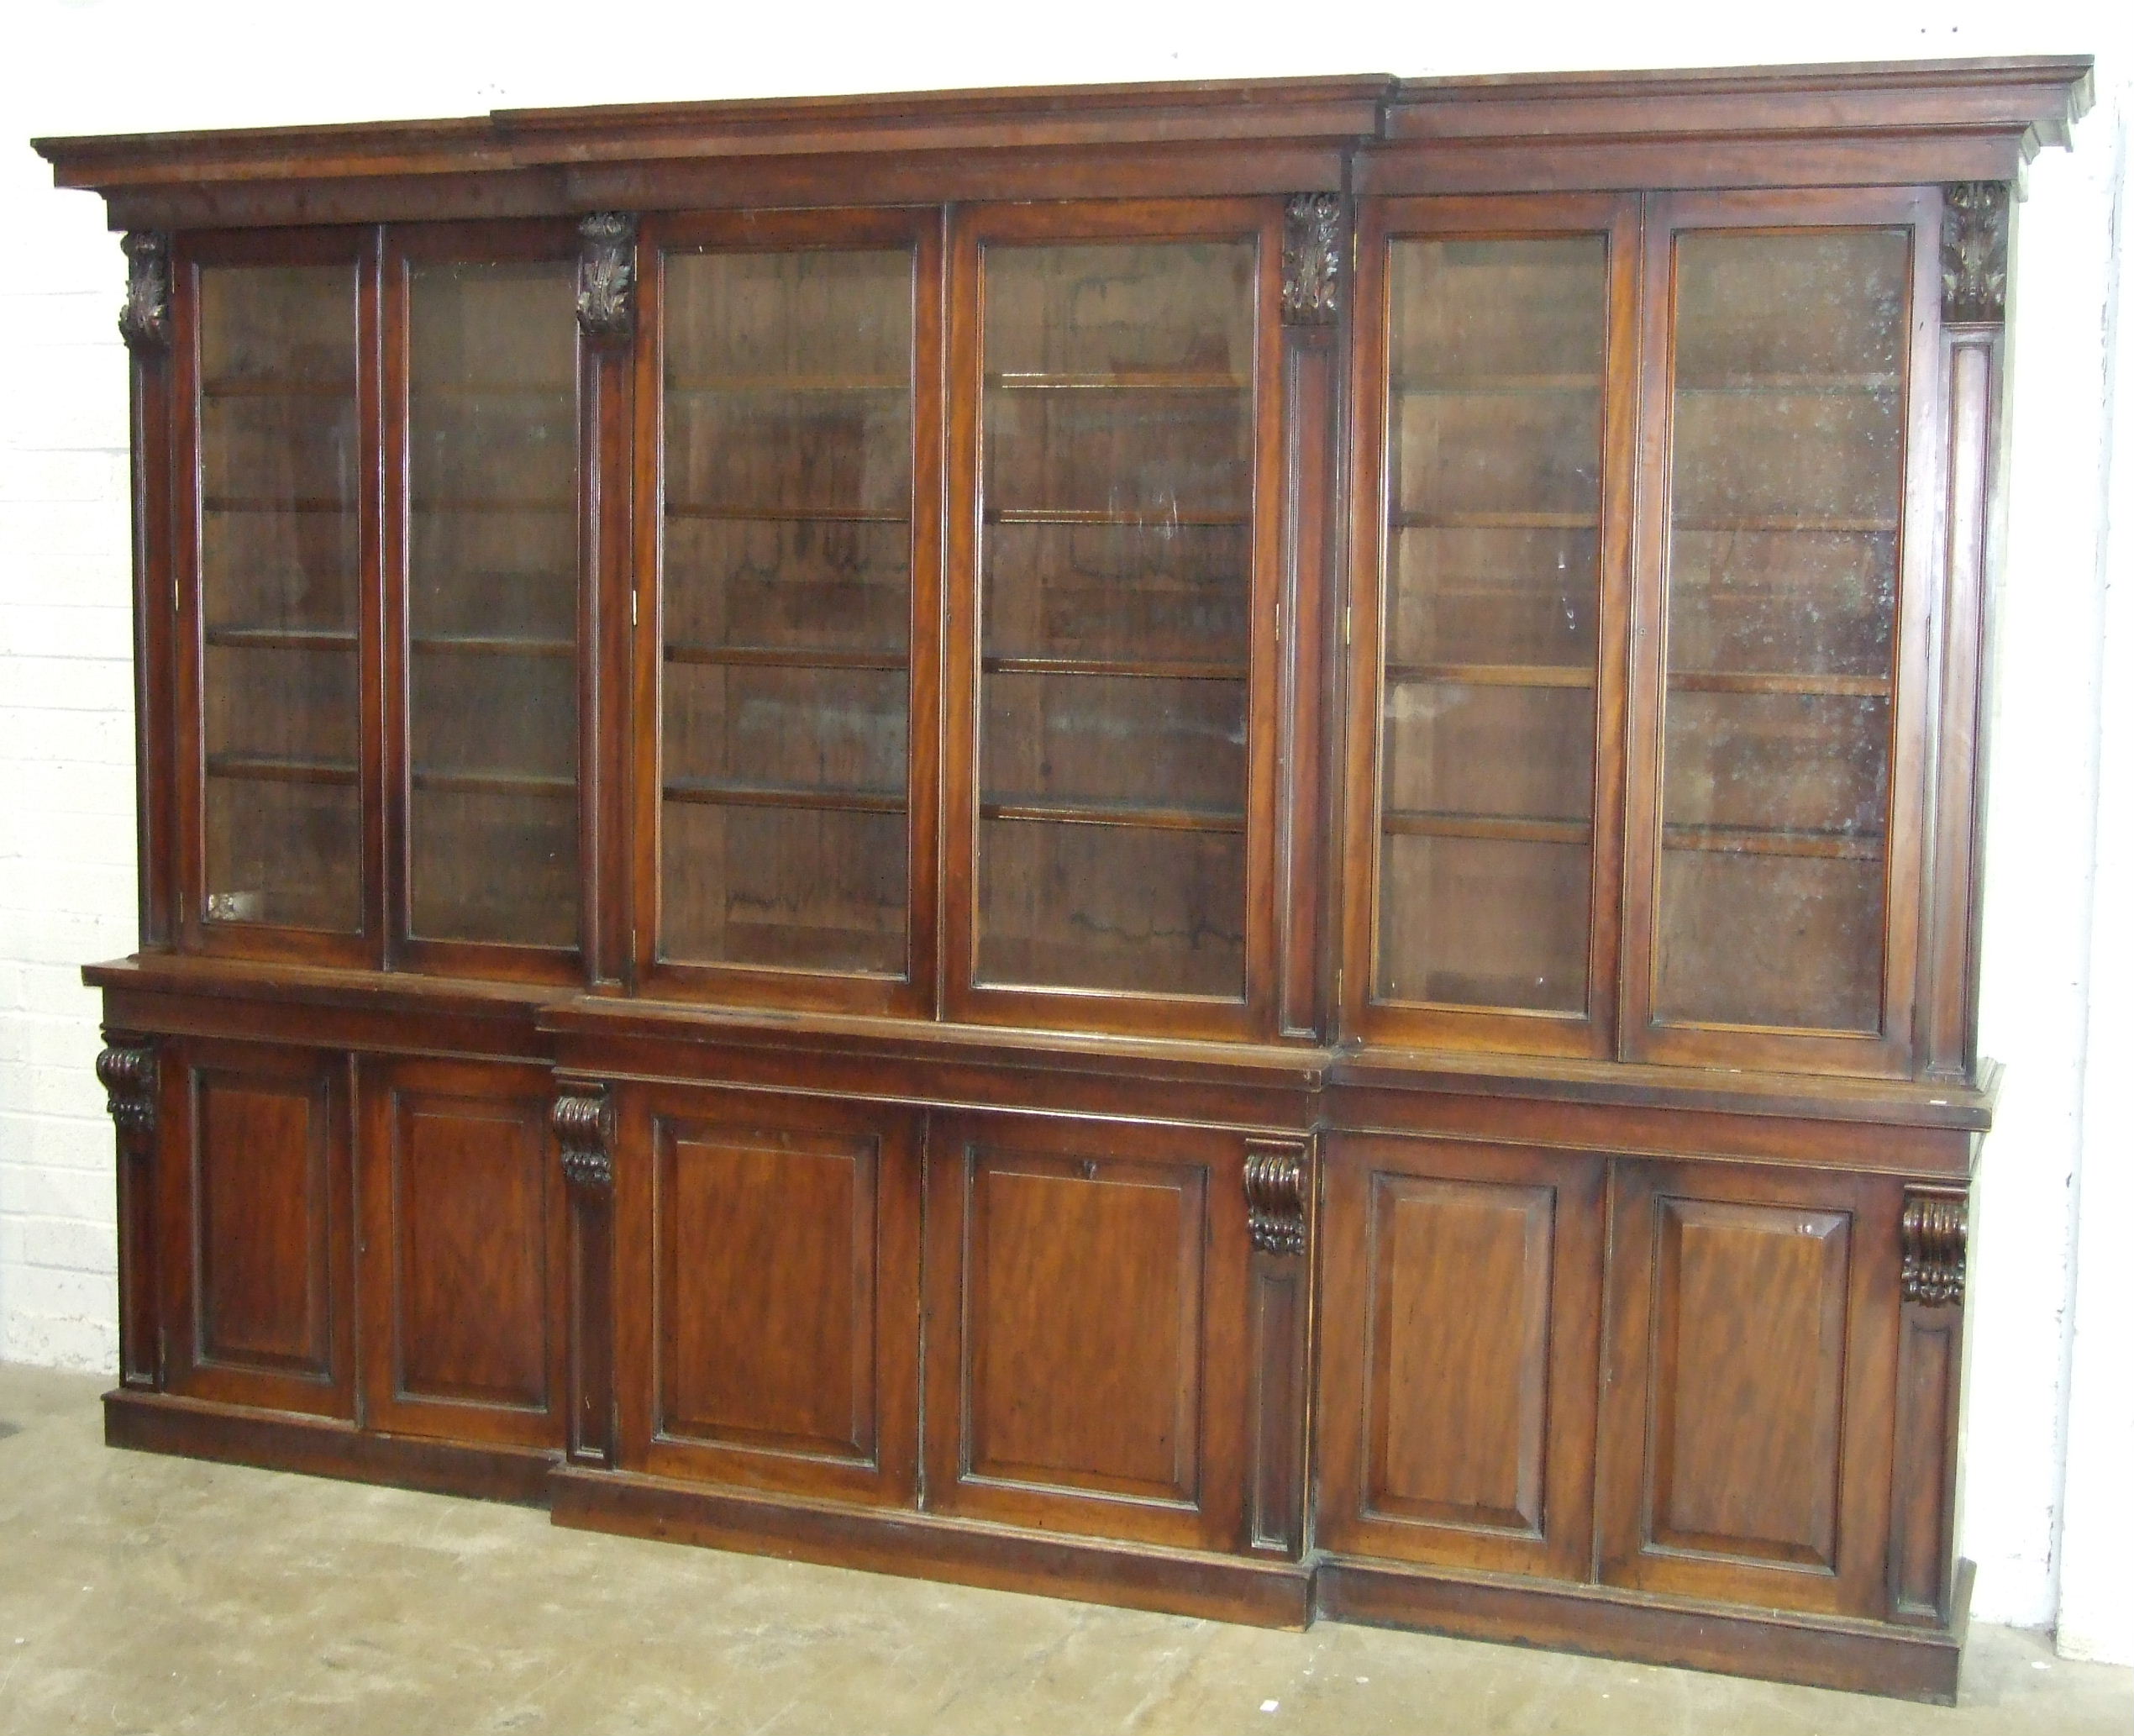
[637,208,943,1014]
[383,223,595,980]
[1596,1160,1899,1618]
[1343,194,1637,1057]
[356,1058,565,1449]
[612,1084,922,1505]
[944,201,1286,1039]
[158,1037,354,1417]
[1622,189,1941,1076]
[1317,1135,1604,1579]
[173,230,380,965]
[922,1113,1254,1551]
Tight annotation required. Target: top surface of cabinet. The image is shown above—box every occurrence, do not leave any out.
[48,56,2095,1093]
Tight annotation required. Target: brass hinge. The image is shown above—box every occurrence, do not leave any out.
[1342,606,1352,648]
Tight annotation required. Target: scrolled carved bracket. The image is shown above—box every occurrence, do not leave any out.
[1281,195,1343,327]
[1901,1186,1968,1307]
[96,1040,157,1146]
[1244,1138,1309,1256]
[1942,182,2010,324]
[553,1087,614,1192]
[118,232,171,352]
[576,212,639,344]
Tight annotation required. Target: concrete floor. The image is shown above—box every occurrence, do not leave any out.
[2,1365,2129,1735]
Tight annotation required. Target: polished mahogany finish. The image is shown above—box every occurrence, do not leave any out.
[49,55,2093,1704]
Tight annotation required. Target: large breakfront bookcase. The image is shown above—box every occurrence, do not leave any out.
[40,55,2092,1701]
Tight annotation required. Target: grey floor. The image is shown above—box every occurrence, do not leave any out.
[2,1365,2128,1735]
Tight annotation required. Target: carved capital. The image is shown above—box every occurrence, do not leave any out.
[1281,195,1343,326]
[1942,183,2010,324]
[96,1040,157,1144]
[576,213,638,344]
[118,232,171,352]
[1244,1138,1308,1256]
[1901,1186,1968,1307]
[553,1087,614,1192]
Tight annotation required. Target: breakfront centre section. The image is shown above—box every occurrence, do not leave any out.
[42,55,2091,1702]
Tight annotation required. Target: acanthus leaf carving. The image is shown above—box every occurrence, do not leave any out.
[1942,182,2010,324]
[96,1039,157,1145]
[1244,1138,1309,1256]
[1282,194,1343,327]
[1901,1186,1968,1307]
[118,232,171,352]
[576,212,639,344]
[553,1087,614,1192]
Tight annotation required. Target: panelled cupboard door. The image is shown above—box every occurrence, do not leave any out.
[1596,1160,1899,1618]
[382,223,594,982]
[1343,193,1637,1059]
[356,1058,565,1449]
[159,1038,354,1418]
[923,1113,1251,1551]
[944,201,1287,1040]
[1316,1134,1603,1579]
[171,229,382,969]
[1622,188,1942,1077]
[612,1084,921,1505]
[636,208,943,1016]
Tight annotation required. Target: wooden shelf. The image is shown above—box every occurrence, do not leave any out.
[410,497,575,514]
[410,634,576,657]
[1390,511,1598,530]
[1669,671,1890,698]
[205,754,356,786]
[666,644,906,671]
[412,769,576,796]
[664,780,904,815]
[411,381,574,399]
[991,371,1249,391]
[1382,811,1592,845]
[200,378,354,399]
[1392,373,1600,395]
[203,626,356,651]
[1674,516,1898,534]
[980,797,1245,834]
[1385,661,1592,688]
[1662,822,1884,860]
[666,376,905,394]
[202,496,352,515]
[987,508,1248,528]
[666,504,907,523]
[1677,371,1900,394]
[983,655,1247,681]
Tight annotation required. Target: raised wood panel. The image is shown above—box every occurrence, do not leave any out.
[925,1113,1251,1550]
[359,1058,563,1449]
[1598,1160,1899,1617]
[164,1039,352,1418]
[1317,1134,1601,1578]
[613,1085,921,1505]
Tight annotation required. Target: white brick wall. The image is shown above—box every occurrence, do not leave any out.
[1,0,2126,1656]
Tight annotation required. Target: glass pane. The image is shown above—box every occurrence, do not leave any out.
[1656,229,1908,1034]
[1374,234,1606,1013]
[406,259,580,948]
[975,239,1256,998]
[198,263,360,931]
[659,247,914,976]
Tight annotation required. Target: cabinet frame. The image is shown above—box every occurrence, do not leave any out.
[1340,192,1641,1058]
[631,205,946,1016]
[943,197,1290,1040]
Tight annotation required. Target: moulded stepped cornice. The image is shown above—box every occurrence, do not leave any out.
[30,58,2091,229]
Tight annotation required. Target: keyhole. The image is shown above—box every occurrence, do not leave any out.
[1080,1159,1098,1181]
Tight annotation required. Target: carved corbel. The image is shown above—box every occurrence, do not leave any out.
[96,1040,157,1147]
[576,213,639,344]
[118,232,171,352]
[1942,183,2010,324]
[553,1087,614,1192]
[1281,195,1343,327]
[1244,1138,1309,1256]
[1901,1186,1968,1307]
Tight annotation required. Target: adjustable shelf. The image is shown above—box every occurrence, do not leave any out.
[663,780,905,815]
[1384,661,1592,688]
[980,797,1245,834]
[987,508,1248,528]
[409,634,576,657]
[665,504,907,523]
[205,754,357,786]
[1661,822,1885,860]
[1381,810,1592,845]
[982,655,1248,681]
[991,371,1249,391]
[666,644,906,671]
[1390,510,1598,530]
[203,626,357,650]
[1669,671,1890,697]
[411,769,575,796]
